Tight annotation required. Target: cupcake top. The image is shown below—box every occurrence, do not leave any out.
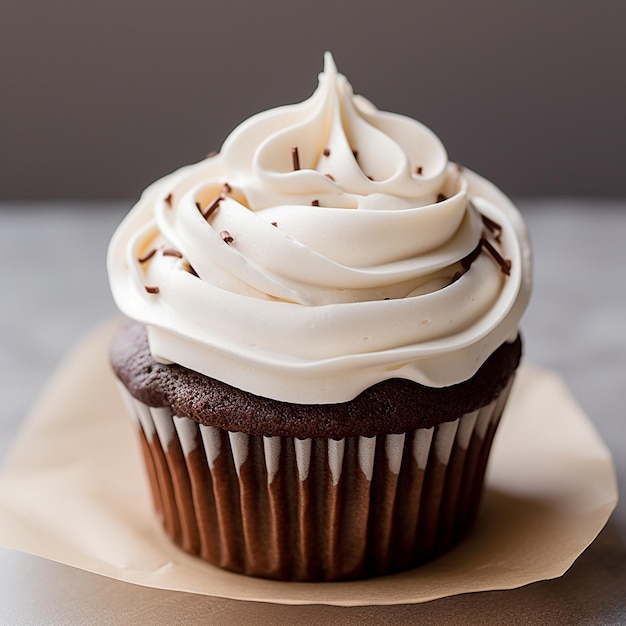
[107,53,531,404]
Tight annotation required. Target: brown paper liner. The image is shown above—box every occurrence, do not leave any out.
[121,378,514,582]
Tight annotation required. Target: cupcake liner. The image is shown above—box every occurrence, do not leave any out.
[120,377,514,581]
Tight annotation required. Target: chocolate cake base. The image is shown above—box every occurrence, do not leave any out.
[118,379,512,581]
[111,320,521,438]
[111,320,520,581]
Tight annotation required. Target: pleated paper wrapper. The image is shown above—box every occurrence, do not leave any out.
[122,378,512,581]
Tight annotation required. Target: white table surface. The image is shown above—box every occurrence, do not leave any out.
[0,199,625,624]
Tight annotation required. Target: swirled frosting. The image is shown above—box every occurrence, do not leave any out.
[107,53,532,404]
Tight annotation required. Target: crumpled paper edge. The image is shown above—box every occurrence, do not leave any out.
[0,320,618,606]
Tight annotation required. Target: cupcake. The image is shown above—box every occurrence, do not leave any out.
[108,53,532,581]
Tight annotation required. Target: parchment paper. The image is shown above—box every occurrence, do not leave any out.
[0,320,618,606]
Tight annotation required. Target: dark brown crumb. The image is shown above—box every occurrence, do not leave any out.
[144,286,159,294]
[311,199,320,206]
[366,175,374,181]
[271,222,278,227]
[222,182,232,194]
[437,193,447,202]
[220,230,234,244]
[291,146,300,171]
[163,248,183,258]
[138,249,157,264]
[165,193,173,207]
[323,148,330,157]
[325,173,335,182]
[416,166,423,175]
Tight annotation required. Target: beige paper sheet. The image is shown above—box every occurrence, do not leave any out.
[0,320,618,607]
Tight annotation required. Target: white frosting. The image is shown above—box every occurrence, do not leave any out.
[107,53,531,404]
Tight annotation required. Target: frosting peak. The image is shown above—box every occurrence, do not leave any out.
[107,53,531,403]
[223,52,448,210]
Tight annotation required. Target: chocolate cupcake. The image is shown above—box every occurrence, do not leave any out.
[108,53,532,581]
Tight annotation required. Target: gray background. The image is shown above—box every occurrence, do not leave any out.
[2,0,626,200]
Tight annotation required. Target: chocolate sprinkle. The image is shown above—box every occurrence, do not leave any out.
[291,146,300,171]
[311,199,320,206]
[437,193,447,203]
[461,241,483,271]
[416,166,423,175]
[325,173,335,182]
[145,285,160,294]
[202,195,223,220]
[480,213,503,235]
[222,182,232,194]
[165,193,173,207]
[323,148,331,157]
[481,238,511,275]
[271,222,278,227]
[461,238,511,275]
[163,248,183,258]
[220,230,234,244]
[138,248,157,264]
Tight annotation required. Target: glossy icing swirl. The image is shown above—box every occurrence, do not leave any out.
[107,53,531,403]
